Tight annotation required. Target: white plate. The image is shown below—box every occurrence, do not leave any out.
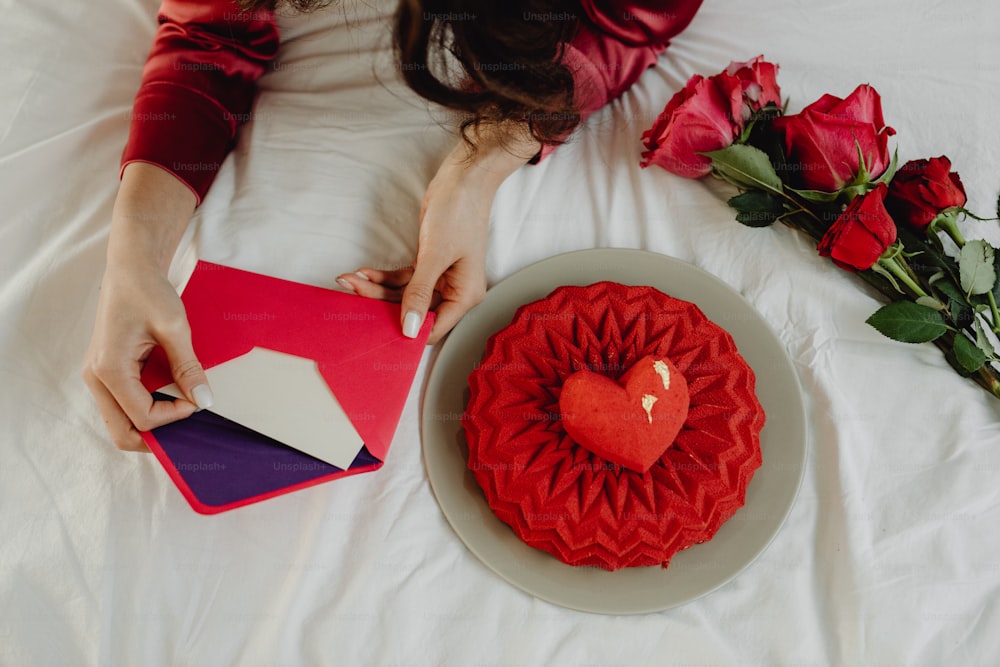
[421,249,807,614]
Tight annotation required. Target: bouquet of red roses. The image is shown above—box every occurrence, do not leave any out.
[640,56,1000,400]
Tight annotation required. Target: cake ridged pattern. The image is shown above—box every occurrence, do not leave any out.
[463,282,765,570]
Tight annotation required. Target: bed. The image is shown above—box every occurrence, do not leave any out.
[3,0,1000,663]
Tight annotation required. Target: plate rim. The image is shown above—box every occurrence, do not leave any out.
[420,248,808,614]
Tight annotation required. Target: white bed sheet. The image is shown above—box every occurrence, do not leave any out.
[4,0,1000,664]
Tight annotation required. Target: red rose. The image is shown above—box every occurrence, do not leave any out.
[818,183,897,271]
[641,57,782,178]
[724,55,781,118]
[640,74,742,178]
[775,84,895,193]
[885,156,967,231]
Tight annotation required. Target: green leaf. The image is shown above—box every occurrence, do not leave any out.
[728,190,782,214]
[953,333,987,372]
[735,210,778,227]
[728,191,783,227]
[740,104,783,147]
[951,301,974,326]
[865,301,948,343]
[916,296,946,311]
[785,186,841,204]
[702,144,783,194]
[933,279,974,326]
[934,278,964,303]
[959,240,997,296]
[974,317,997,356]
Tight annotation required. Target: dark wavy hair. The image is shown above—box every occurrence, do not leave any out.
[238,0,581,150]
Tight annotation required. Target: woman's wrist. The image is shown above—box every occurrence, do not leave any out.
[445,121,542,191]
[108,163,197,273]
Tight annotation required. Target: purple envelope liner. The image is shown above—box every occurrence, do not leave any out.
[151,394,378,508]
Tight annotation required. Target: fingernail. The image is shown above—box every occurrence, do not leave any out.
[191,384,214,410]
[402,310,422,339]
[336,277,356,293]
[354,271,370,281]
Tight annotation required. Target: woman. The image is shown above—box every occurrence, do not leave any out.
[82,0,703,450]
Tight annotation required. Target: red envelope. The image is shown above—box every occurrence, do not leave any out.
[139,261,433,514]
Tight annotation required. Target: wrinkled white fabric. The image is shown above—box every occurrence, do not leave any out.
[3,0,1000,664]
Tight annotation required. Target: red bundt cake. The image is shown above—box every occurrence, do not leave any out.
[462,282,765,571]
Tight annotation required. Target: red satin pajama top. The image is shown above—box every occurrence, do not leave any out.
[121,0,703,203]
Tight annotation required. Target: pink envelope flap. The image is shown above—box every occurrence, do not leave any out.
[141,261,433,461]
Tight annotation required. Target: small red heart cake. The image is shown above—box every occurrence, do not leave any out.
[560,355,689,473]
[462,282,765,571]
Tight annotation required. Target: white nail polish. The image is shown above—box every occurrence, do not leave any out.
[354,271,370,281]
[336,277,356,293]
[403,310,422,339]
[191,384,214,410]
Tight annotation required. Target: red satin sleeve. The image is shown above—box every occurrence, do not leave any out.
[537,0,703,160]
[120,0,279,204]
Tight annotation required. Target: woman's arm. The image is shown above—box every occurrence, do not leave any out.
[83,163,208,451]
[536,0,704,160]
[85,1,279,449]
[340,2,705,342]
[121,0,279,202]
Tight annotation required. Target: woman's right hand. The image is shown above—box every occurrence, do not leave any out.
[82,163,211,451]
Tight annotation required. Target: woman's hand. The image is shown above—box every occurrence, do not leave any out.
[83,262,213,451]
[82,163,212,451]
[337,123,541,344]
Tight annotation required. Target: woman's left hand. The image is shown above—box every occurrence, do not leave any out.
[337,124,541,344]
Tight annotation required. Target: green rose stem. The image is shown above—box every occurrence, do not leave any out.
[928,215,1000,336]
[862,257,1000,399]
[877,250,928,298]
[988,293,1000,336]
[936,331,1000,398]
[934,212,967,248]
[893,229,1000,398]
[780,203,826,240]
[705,117,999,397]
[782,211,1000,400]
[867,250,1000,399]
[724,172,1000,399]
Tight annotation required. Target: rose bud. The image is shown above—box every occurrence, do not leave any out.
[724,55,781,119]
[640,74,742,178]
[818,183,897,271]
[885,156,967,231]
[775,84,895,193]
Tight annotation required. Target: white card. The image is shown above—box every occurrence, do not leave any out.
[157,347,365,469]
